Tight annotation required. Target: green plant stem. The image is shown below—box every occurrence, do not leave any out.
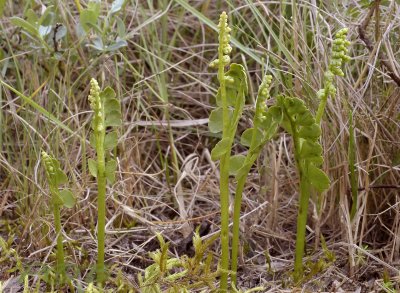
[231,126,261,285]
[230,172,247,285]
[219,153,230,291]
[74,0,82,13]
[289,110,310,282]
[51,188,66,281]
[349,111,358,220]
[95,129,106,285]
[293,163,310,281]
[314,93,327,249]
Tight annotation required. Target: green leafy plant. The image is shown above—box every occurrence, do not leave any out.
[0,235,23,275]
[85,283,102,293]
[138,232,220,292]
[11,1,128,58]
[208,11,248,291]
[10,6,60,52]
[87,78,121,284]
[208,14,351,286]
[381,269,397,293]
[277,96,330,281]
[285,27,350,281]
[41,151,76,281]
[78,0,128,53]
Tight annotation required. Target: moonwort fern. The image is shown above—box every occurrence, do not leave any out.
[41,151,76,282]
[208,11,248,291]
[286,27,350,280]
[87,78,121,284]
[277,96,330,281]
[230,74,282,285]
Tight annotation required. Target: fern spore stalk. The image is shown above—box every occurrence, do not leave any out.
[313,27,350,254]
[316,28,350,124]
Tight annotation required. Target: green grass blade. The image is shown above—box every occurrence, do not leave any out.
[349,110,358,220]
[0,79,75,136]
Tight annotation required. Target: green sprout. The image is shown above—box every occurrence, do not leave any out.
[87,78,121,285]
[41,151,76,282]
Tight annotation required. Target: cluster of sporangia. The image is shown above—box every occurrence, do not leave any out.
[88,78,104,133]
[318,28,351,99]
[209,11,232,69]
[42,151,56,179]
[255,74,273,124]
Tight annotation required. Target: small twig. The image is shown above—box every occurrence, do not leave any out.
[53,23,62,53]
[358,3,400,86]
[357,184,400,192]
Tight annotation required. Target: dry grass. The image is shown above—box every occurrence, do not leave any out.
[0,0,399,291]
